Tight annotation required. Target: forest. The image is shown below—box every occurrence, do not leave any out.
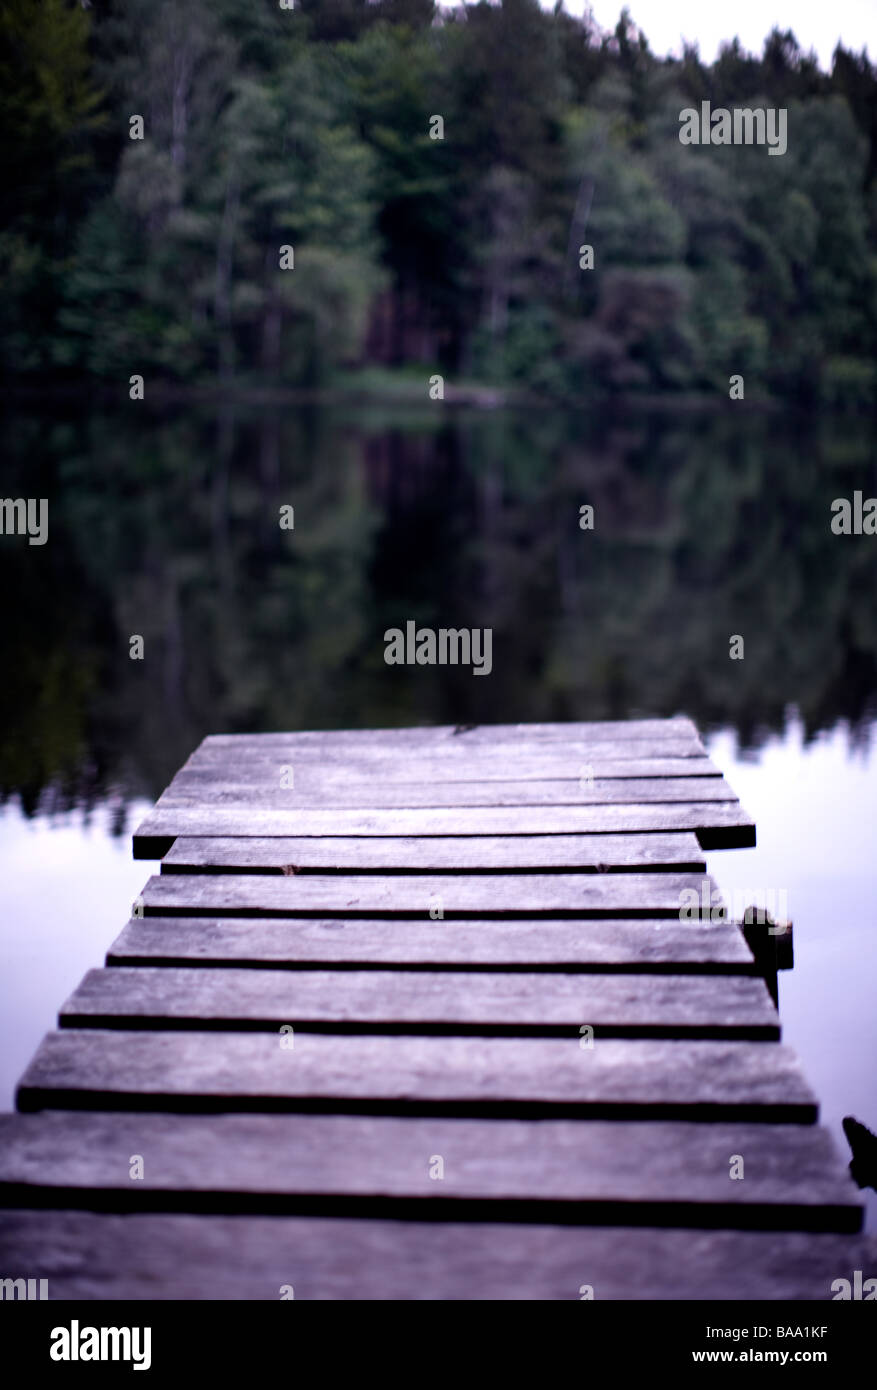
[2,0,877,405]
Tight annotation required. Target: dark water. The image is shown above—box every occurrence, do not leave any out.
[1,401,875,1223]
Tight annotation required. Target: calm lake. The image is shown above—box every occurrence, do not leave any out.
[1,400,875,1225]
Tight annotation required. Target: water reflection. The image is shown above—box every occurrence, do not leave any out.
[706,721,877,1229]
[1,402,876,825]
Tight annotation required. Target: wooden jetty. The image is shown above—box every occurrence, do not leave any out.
[1,717,874,1300]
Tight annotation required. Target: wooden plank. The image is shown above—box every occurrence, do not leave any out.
[139,871,719,918]
[155,778,738,809]
[16,1031,818,1121]
[107,916,757,972]
[199,718,703,749]
[186,740,708,769]
[161,832,708,875]
[2,1210,873,1298]
[139,870,722,917]
[0,1113,861,1231]
[133,802,756,857]
[179,754,721,783]
[58,967,779,1040]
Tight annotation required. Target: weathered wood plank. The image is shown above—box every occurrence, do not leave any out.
[138,870,718,918]
[139,870,719,917]
[16,1032,818,1121]
[2,1210,873,1298]
[179,755,721,783]
[107,916,757,972]
[199,718,703,749]
[133,802,756,858]
[156,778,738,809]
[59,967,779,1040]
[187,742,709,772]
[0,1113,860,1231]
[161,832,708,875]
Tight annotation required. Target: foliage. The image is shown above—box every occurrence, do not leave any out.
[1,0,875,401]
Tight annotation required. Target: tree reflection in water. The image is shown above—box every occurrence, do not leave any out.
[1,402,875,835]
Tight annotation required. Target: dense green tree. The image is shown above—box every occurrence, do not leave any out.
[2,1,875,401]
[0,0,104,373]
